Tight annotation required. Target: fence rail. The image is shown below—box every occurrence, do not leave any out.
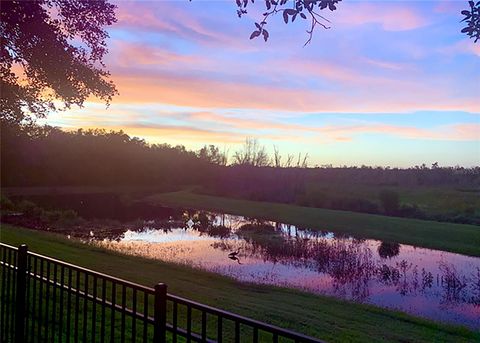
[0,243,325,343]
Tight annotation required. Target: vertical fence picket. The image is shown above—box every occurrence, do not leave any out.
[121,284,126,343]
[131,288,137,342]
[45,260,50,342]
[66,268,72,343]
[92,275,97,342]
[30,255,38,342]
[59,265,65,343]
[100,278,106,343]
[52,262,58,341]
[1,246,7,343]
[217,315,223,343]
[24,255,31,343]
[153,283,167,343]
[83,273,89,342]
[74,269,80,343]
[5,249,13,342]
[143,292,148,342]
[38,257,44,341]
[110,282,116,343]
[14,244,28,343]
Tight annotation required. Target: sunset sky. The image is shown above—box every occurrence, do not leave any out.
[43,0,479,167]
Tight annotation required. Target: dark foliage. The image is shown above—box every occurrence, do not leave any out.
[0,0,117,123]
[237,0,341,45]
[378,242,400,259]
[461,1,480,42]
[0,121,219,187]
[379,190,400,215]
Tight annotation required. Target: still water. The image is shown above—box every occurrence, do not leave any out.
[84,210,480,329]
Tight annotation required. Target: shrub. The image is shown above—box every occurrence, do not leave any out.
[17,200,45,217]
[379,190,400,215]
[0,196,14,211]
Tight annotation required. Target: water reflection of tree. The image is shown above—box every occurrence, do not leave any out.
[215,222,478,306]
[378,242,400,259]
[439,262,468,304]
[471,267,480,305]
[182,210,232,238]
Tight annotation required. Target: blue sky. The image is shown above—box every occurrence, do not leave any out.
[44,0,479,167]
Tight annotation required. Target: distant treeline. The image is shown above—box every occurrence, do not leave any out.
[2,121,480,225]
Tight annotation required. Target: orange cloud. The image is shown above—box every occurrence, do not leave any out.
[104,68,479,114]
[57,102,480,145]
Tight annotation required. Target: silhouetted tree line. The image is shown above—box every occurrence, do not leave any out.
[0,121,220,187]
[2,122,479,225]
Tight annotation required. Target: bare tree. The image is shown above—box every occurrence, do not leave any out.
[273,145,282,168]
[233,137,271,167]
[295,152,309,168]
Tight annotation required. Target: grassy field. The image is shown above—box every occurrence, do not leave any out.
[146,191,480,257]
[301,183,480,216]
[1,224,478,343]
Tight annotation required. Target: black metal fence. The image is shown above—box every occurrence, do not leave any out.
[0,243,325,343]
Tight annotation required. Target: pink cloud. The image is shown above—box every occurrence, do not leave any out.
[111,41,202,67]
[434,1,466,14]
[113,1,249,49]
[441,40,480,57]
[313,123,480,142]
[362,58,412,71]
[335,2,428,31]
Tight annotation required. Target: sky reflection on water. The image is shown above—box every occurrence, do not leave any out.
[87,211,480,329]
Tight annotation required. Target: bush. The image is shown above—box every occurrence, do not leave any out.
[398,204,425,219]
[17,200,45,217]
[379,190,400,215]
[0,196,14,211]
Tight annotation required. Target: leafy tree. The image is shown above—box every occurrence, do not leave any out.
[0,0,117,124]
[198,145,228,165]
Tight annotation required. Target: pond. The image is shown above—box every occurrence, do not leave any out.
[9,194,480,329]
[86,211,480,329]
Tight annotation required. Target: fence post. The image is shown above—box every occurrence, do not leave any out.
[15,244,28,342]
[153,283,167,343]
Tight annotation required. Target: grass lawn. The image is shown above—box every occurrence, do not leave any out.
[146,191,480,257]
[301,183,480,217]
[1,224,478,343]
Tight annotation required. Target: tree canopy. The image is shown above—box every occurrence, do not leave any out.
[0,0,117,124]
